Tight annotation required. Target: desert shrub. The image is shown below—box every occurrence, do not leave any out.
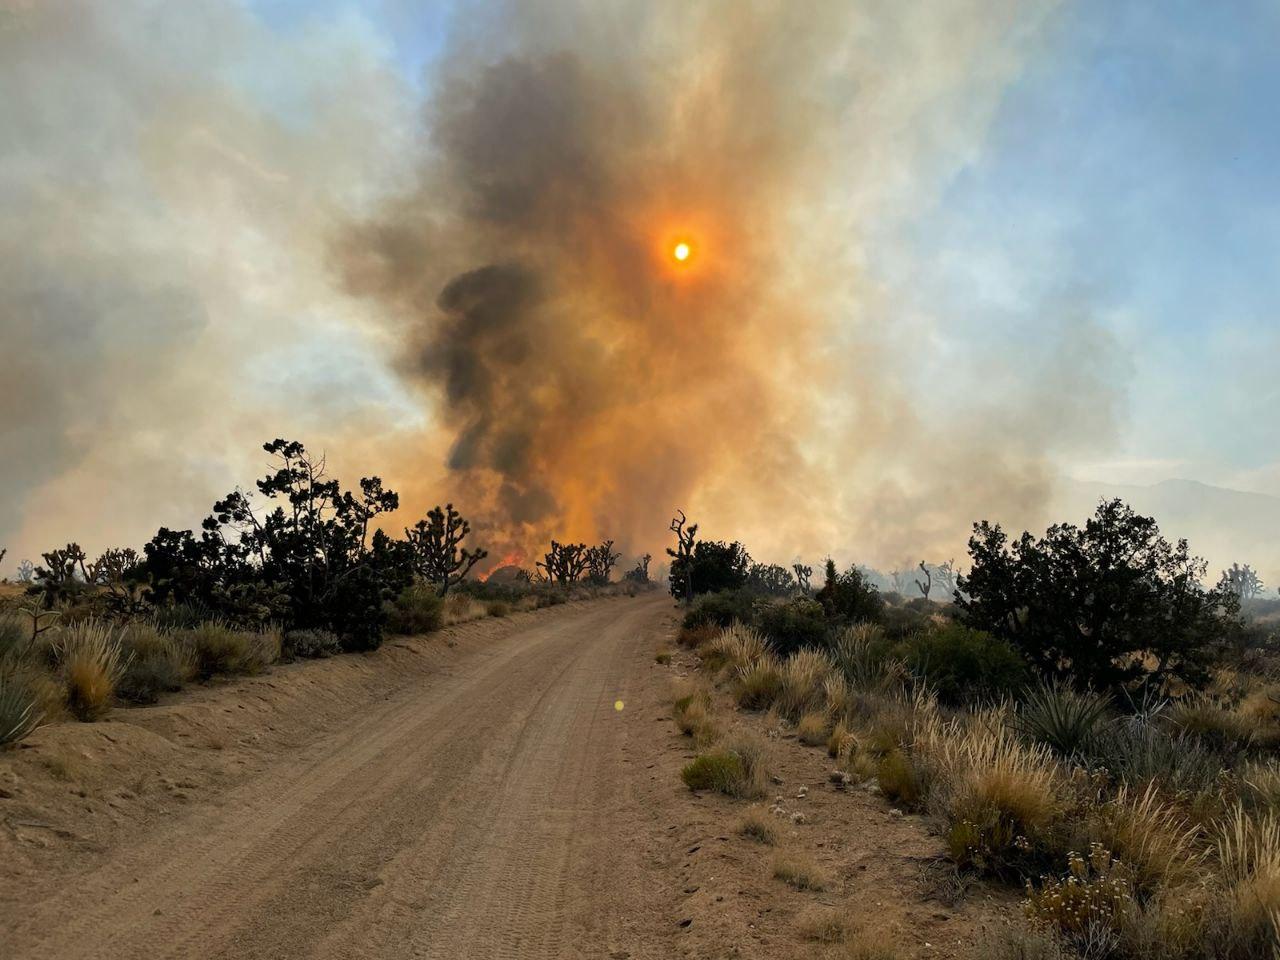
[442,592,486,625]
[777,648,834,719]
[1017,681,1112,757]
[117,623,195,704]
[759,598,827,657]
[1168,694,1254,752]
[282,628,341,660]
[822,672,852,721]
[1091,721,1224,795]
[771,849,828,890]
[1024,845,1135,950]
[958,499,1239,694]
[682,590,757,631]
[682,750,746,793]
[486,600,511,618]
[384,581,444,635]
[878,747,925,807]
[734,654,783,710]
[796,711,829,746]
[56,620,127,721]
[669,540,751,597]
[893,624,1029,706]
[815,559,885,625]
[654,649,672,665]
[828,721,855,760]
[179,622,250,679]
[243,628,281,673]
[0,613,27,660]
[739,806,778,845]
[795,906,851,943]
[0,672,43,746]
[681,734,770,798]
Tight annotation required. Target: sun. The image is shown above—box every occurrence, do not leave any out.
[672,241,691,262]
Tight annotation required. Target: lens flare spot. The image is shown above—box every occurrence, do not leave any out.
[614,699,625,712]
[672,242,690,262]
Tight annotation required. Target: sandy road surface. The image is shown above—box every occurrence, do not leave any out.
[6,595,674,960]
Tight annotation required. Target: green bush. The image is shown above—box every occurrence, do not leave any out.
[759,598,827,657]
[385,581,444,635]
[682,590,757,631]
[682,750,746,792]
[117,623,195,704]
[178,622,250,679]
[891,624,1029,705]
[282,629,341,660]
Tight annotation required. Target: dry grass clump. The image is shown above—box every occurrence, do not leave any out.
[877,747,924,808]
[1168,694,1255,749]
[442,593,487,625]
[677,622,719,649]
[178,623,278,679]
[672,684,720,747]
[797,710,830,746]
[56,620,127,721]
[831,624,905,695]
[1085,784,1205,893]
[930,725,1066,874]
[738,806,779,845]
[777,648,834,720]
[828,720,855,760]
[654,649,672,665]
[795,905,852,943]
[771,848,828,891]
[1214,806,1280,957]
[734,654,783,710]
[704,622,770,674]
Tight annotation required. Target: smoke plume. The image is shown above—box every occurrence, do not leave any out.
[3,0,1145,579]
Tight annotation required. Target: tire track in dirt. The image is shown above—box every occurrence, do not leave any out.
[6,595,674,960]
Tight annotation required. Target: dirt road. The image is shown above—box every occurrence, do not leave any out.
[6,595,675,960]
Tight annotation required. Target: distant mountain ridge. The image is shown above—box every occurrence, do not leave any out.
[1053,478,1280,590]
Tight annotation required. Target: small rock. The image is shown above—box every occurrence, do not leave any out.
[795,786,808,799]
[889,808,903,818]
[677,918,693,928]
[790,812,807,824]
[770,775,784,784]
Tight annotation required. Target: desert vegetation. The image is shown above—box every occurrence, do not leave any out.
[0,438,654,750]
[668,500,1280,959]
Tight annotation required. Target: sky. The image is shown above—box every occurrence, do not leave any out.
[2,0,1278,580]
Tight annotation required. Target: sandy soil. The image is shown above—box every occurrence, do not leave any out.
[2,594,1013,959]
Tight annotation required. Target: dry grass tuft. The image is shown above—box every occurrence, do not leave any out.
[795,905,851,943]
[797,710,830,746]
[734,654,783,710]
[705,622,770,674]
[738,806,779,845]
[1087,784,1205,892]
[442,593,487,625]
[771,848,829,891]
[777,648,834,720]
[56,620,127,721]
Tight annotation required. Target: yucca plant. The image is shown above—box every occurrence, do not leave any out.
[1017,680,1112,757]
[0,674,43,746]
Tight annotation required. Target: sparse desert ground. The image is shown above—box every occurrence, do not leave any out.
[1,593,1016,959]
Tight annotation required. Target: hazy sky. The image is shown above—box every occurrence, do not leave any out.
[2,0,1277,576]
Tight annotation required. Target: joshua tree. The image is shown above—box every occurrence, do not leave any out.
[624,553,652,583]
[586,540,622,584]
[890,569,909,595]
[405,504,488,595]
[538,540,589,585]
[33,543,89,605]
[16,559,33,584]
[915,561,933,601]
[87,547,146,616]
[792,562,813,595]
[932,559,959,598]
[0,547,5,575]
[667,510,697,602]
[1219,562,1264,600]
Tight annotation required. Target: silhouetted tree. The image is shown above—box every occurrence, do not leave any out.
[746,562,796,596]
[667,510,697,601]
[585,540,621,584]
[538,541,589,585]
[1218,562,1264,600]
[915,561,932,601]
[16,558,33,584]
[623,553,652,583]
[33,543,89,605]
[958,499,1240,693]
[405,504,487,595]
[792,563,813,595]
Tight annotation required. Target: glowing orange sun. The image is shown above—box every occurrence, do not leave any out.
[672,241,691,262]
